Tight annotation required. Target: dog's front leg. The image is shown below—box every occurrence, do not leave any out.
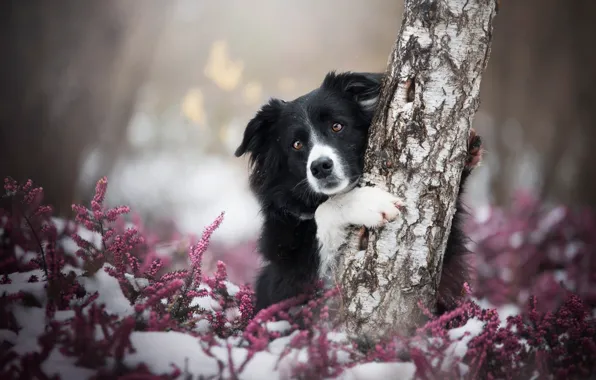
[314,186,403,277]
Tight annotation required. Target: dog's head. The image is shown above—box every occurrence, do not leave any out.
[235,71,383,215]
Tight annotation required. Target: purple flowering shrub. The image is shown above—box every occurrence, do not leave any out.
[467,192,596,312]
[0,177,594,380]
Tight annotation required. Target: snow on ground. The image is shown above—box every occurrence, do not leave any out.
[475,298,521,328]
[124,331,221,376]
[2,245,591,379]
[339,362,417,380]
[0,233,537,379]
[122,329,330,379]
[8,304,46,355]
[2,256,450,380]
[42,350,96,380]
[76,264,135,317]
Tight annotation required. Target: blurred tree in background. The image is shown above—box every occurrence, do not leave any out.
[0,0,173,215]
[480,0,596,207]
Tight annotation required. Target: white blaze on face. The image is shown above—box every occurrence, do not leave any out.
[306,135,349,195]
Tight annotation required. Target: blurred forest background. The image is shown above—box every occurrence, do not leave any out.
[1,0,595,281]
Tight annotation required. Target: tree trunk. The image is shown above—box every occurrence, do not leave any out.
[335,0,498,337]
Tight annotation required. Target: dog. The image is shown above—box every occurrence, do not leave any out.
[234,71,482,314]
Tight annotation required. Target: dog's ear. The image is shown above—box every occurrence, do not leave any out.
[322,71,384,111]
[235,98,284,158]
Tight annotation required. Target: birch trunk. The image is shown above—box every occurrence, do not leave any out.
[336,0,498,336]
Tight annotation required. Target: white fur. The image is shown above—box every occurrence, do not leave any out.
[306,142,349,195]
[359,96,379,111]
[314,186,403,278]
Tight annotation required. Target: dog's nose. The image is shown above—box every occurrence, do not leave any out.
[310,157,334,179]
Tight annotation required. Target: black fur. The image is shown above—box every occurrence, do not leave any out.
[436,162,474,314]
[235,71,473,314]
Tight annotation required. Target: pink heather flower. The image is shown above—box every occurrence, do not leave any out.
[159,270,189,283]
[21,179,33,193]
[3,177,18,193]
[34,205,53,218]
[71,204,98,231]
[205,261,229,293]
[463,282,473,295]
[147,311,174,331]
[71,233,94,251]
[237,291,255,327]
[144,258,163,278]
[189,212,225,285]
[135,279,184,313]
[186,288,209,298]
[104,206,131,222]
[92,177,108,212]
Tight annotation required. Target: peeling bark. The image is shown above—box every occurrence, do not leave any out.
[335,0,498,336]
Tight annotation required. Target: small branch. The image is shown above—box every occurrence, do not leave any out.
[22,211,49,280]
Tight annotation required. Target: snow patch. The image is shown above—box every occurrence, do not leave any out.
[497,304,521,327]
[43,349,96,380]
[11,305,46,355]
[443,318,485,370]
[76,264,134,316]
[125,331,220,376]
[340,362,416,380]
[14,246,38,262]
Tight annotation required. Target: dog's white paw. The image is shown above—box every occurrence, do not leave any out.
[341,186,403,228]
[313,185,403,278]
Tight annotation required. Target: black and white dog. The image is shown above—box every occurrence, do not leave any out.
[234,71,482,314]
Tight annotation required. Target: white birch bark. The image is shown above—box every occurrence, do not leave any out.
[335,0,498,336]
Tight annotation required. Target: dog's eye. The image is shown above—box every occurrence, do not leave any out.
[331,123,344,133]
[292,140,303,150]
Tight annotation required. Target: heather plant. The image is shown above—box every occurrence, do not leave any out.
[467,191,596,311]
[0,177,595,380]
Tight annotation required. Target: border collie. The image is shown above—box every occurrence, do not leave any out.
[234,71,482,314]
